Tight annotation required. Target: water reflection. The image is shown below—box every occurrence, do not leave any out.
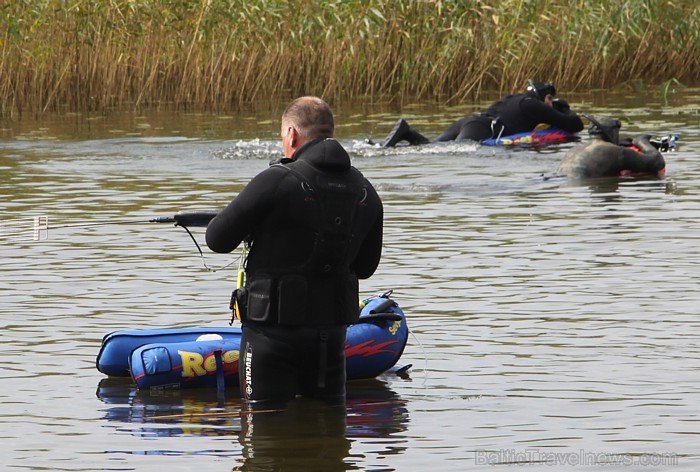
[3,91,700,470]
[97,377,242,437]
[97,377,410,469]
[237,400,352,471]
[237,383,409,471]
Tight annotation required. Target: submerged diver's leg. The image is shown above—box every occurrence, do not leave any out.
[297,326,347,401]
[455,116,494,141]
[433,117,469,142]
[435,116,494,142]
[239,323,297,403]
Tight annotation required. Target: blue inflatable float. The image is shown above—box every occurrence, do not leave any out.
[96,295,409,390]
[481,127,576,146]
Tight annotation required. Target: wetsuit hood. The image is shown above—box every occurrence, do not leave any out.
[584,114,621,144]
[525,80,556,101]
[291,137,351,171]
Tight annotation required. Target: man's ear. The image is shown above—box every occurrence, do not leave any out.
[288,126,298,148]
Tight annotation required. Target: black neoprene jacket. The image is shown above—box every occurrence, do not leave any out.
[206,138,383,325]
[483,92,584,136]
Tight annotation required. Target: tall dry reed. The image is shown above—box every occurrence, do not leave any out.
[0,0,697,115]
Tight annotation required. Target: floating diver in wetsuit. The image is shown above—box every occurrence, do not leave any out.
[381,81,584,147]
[556,115,669,179]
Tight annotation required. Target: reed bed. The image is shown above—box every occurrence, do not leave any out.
[0,0,698,115]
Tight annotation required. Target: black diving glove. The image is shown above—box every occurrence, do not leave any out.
[631,134,656,151]
[619,137,634,147]
[551,98,571,112]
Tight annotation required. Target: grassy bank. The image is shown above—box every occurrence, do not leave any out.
[1,0,698,115]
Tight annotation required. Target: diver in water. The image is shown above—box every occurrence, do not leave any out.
[556,115,667,179]
[381,80,584,147]
[206,96,383,405]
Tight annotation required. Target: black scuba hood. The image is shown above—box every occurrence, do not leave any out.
[526,80,556,101]
[584,114,621,144]
[292,137,351,171]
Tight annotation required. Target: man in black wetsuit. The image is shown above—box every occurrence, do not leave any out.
[205,96,383,404]
[557,115,666,179]
[382,80,584,146]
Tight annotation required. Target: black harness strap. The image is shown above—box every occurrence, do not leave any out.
[317,329,328,389]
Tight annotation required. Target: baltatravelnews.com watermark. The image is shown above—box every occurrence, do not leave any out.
[475,449,678,467]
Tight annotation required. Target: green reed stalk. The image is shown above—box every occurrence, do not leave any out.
[0,0,697,115]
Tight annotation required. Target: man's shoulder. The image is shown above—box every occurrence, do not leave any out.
[258,162,293,177]
[518,94,546,109]
[246,163,295,190]
[564,139,611,156]
[574,140,623,160]
[588,140,619,150]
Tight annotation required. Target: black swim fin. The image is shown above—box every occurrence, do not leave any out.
[382,119,429,147]
[382,118,411,147]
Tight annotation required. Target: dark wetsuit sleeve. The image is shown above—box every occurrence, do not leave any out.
[205,167,284,253]
[351,194,383,279]
[519,98,584,132]
[623,136,666,173]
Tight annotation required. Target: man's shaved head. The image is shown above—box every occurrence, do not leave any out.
[281,96,334,139]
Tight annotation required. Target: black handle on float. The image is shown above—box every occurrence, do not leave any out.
[352,312,403,325]
[369,297,397,314]
[174,211,219,227]
[149,216,176,223]
[149,211,219,227]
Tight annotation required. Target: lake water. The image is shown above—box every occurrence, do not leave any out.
[1,88,699,471]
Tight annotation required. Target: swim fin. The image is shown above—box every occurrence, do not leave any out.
[382,119,429,147]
